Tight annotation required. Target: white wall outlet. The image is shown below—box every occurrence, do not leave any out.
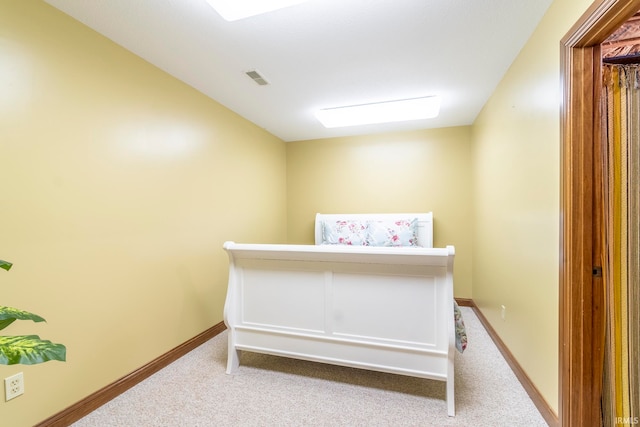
[501,305,506,321]
[5,372,24,401]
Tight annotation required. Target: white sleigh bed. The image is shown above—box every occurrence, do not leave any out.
[223,213,458,416]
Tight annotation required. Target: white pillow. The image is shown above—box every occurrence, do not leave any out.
[367,218,419,247]
[322,220,368,245]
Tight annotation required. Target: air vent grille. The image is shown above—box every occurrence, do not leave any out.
[245,70,269,86]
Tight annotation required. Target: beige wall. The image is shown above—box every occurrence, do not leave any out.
[471,0,593,415]
[1,2,286,425]
[287,128,473,298]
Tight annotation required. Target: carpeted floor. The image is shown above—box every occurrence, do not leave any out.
[71,307,549,426]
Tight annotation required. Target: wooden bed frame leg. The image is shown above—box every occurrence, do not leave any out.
[226,332,240,374]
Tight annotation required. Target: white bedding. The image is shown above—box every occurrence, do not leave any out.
[315,212,433,247]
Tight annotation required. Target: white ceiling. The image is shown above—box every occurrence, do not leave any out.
[43,0,554,142]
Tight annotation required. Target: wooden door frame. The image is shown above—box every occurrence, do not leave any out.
[560,1,640,426]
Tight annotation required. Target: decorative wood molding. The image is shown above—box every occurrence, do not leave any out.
[35,322,227,427]
[468,301,559,427]
[560,1,640,426]
[564,0,640,48]
[454,297,474,307]
[560,40,600,427]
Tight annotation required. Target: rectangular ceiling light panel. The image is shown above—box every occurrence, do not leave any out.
[315,96,440,128]
[206,0,310,21]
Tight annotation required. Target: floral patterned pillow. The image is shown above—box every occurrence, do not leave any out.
[454,301,467,353]
[322,220,369,245]
[366,218,419,247]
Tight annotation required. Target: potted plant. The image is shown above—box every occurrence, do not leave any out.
[0,260,66,365]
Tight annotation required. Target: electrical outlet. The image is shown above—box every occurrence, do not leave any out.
[5,372,24,401]
[501,305,506,321]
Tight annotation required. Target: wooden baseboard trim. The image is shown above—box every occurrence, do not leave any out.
[467,301,559,427]
[36,301,558,427]
[454,297,474,307]
[35,321,227,427]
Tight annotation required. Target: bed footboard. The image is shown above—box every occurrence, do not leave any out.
[222,242,456,416]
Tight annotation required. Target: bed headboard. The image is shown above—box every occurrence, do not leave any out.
[314,212,433,248]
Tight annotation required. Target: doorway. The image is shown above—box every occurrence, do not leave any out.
[560,0,640,426]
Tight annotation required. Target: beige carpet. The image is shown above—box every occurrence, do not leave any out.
[72,307,549,426]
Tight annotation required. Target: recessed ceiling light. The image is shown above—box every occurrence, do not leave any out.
[315,96,441,128]
[205,0,310,21]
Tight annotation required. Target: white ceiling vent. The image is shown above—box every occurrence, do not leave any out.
[245,70,269,86]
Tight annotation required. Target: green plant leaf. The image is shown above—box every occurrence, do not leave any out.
[0,318,17,331]
[0,261,67,364]
[0,306,46,331]
[0,335,66,365]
